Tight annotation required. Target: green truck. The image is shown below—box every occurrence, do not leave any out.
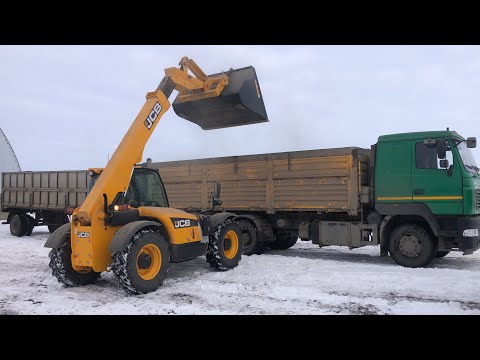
[154,129,479,268]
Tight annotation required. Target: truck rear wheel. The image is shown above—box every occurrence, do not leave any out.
[237,220,265,255]
[435,250,450,258]
[48,215,69,233]
[388,223,436,268]
[49,241,101,286]
[268,231,298,250]
[111,230,170,294]
[25,215,35,236]
[10,214,28,237]
[206,220,243,270]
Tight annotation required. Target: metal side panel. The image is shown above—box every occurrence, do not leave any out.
[153,147,371,214]
[1,170,90,210]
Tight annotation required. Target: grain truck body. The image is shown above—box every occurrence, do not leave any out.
[153,130,480,268]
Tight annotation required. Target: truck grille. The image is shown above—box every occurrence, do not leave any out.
[476,189,480,209]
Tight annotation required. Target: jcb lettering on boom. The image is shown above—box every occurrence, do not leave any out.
[144,102,162,130]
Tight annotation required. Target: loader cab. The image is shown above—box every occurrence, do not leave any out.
[87,167,169,208]
[125,167,169,208]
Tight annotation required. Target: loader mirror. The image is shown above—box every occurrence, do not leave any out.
[467,137,477,148]
[172,66,269,130]
[436,138,446,159]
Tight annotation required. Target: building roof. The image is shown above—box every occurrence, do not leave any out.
[0,128,21,173]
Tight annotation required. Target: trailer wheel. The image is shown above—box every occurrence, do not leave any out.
[388,223,436,268]
[49,240,101,286]
[25,215,35,236]
[206,220,243,270]
[268,231,298,250]
[10,214,29,237]
[435,250,450,259]
[237,220,265,255]
[48,215,69,233]
[111,230,170,294]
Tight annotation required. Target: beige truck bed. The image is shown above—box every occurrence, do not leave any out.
[153,147,371,215]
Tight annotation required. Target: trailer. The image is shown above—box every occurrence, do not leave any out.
[1,170,91,236]
[153,130,480,268]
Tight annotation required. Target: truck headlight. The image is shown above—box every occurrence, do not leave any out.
[463,229,479,237]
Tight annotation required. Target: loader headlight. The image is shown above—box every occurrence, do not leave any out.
[89,170,94,176]
[463,229,479,237]
[113,205,119,211]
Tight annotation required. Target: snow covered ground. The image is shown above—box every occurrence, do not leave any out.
[1,225,480,315]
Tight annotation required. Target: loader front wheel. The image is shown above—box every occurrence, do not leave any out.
[206,220,243,270]
[49,241,101,287]
[111,230,170,294]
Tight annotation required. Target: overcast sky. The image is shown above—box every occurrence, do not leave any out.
[1,45,479,171]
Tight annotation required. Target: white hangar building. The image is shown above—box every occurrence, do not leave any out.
[0,129,21,192]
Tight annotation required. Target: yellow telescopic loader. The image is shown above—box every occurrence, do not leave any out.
[45,57,268,294]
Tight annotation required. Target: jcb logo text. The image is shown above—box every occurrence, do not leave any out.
[144,102,162,130]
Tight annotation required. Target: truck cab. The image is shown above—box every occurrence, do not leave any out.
[374,130,480,265]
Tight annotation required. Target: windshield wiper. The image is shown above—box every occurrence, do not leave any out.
[465,164,480,175]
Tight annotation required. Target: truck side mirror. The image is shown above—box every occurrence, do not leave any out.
[436,138,446,159]
[467,137,477,148]
[439,159,449,169]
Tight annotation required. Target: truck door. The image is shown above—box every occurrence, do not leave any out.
[411,138,463,214]
[375,140,413,202]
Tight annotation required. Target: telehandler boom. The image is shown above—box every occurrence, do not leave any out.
[45,57,268,294]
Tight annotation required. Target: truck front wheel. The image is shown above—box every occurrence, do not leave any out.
[388,223,436,268]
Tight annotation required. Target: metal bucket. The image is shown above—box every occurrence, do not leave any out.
[172,66,269,130]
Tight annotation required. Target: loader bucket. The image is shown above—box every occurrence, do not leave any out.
[172,66,269,130]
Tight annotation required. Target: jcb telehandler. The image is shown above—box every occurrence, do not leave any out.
[45,57,268,294]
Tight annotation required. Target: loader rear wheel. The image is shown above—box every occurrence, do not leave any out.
[206,220,243,270]
[268,231,298,250]
[111,230,170,294]
[237,220,265,255]
[10,214,28,237]
[49,241,101,287]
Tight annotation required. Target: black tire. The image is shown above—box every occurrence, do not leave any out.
[48,215,69,234]
[10,214,28,237]
[206,219,243,270]
[388,223,436,268]
[25,215,35,236]
[237,220,265,255]
[111,230,170,294]
[268,231,298,250]
[435,250,450,259]
[49,241,101,286]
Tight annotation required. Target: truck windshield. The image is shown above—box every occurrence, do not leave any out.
[126,169,169,207]
[455,140,479,175]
